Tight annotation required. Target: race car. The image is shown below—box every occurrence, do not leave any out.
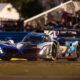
[16,32,54,60]
[0,32,56,61]
[48,29,80,60]
[0,41,20,60]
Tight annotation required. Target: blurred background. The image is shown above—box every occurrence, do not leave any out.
[0,0,79,33]
[0,0,71,32]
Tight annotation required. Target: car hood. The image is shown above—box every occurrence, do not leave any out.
[17,42,38,46]
[16,42,38,49]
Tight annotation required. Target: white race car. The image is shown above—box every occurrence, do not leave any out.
[16,32,56,60]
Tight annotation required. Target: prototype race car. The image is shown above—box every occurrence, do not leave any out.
[48,29,80,60]
[0,32,56,61]
[16,32,54,60]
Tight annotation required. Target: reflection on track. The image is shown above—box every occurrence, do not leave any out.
[0,58,27,61]
[0,58,80,63]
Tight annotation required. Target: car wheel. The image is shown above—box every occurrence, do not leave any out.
[1,57,11,61]
[77,53,80,59]
[51,42,57,60]
[76,51,80,61]
[76,44,80,60]
[1,53,11,61]
[76,47,79,57]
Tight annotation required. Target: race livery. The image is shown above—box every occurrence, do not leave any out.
[0,32,56,61]
[48,29,80,60]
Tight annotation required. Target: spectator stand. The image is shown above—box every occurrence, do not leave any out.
[24,0,80,32]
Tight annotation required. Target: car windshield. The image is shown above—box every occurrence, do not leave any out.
[22,34,44,43]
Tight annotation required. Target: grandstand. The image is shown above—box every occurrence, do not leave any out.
[24,0,80,30]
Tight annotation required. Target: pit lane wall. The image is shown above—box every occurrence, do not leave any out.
[0,32,28,42]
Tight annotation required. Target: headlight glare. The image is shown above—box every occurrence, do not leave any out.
[0,47,3,54]
[17,43,23,49]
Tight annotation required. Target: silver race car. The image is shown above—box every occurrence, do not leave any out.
[16,32,55,60]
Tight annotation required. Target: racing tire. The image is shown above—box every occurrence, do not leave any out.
[51,42,57,60]
[0,53,11,61]
[77,50,80,59]
[76,44,80,60]
[1,57,11,61]
[76,51,80,61]
[77,53,80,59]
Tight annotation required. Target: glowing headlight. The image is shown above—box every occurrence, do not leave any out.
[17,43,23,49]
[0,47,3,54]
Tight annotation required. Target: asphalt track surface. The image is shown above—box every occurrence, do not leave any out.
[0,75,80,80]
[0,59,80,80]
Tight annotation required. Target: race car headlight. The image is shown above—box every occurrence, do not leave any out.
[17,43,23,49]
[0,47,3,54]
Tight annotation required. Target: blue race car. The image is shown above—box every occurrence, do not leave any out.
[0,32,55,61]
[0,41,20,60]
